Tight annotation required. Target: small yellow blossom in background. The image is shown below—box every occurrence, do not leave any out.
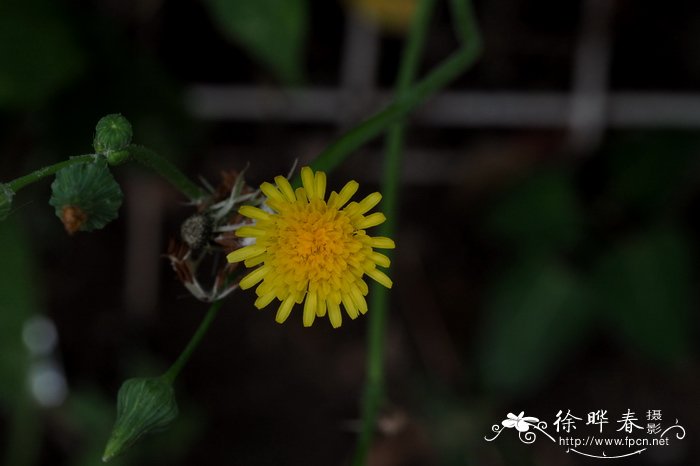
[227,167,395,328]
[346,0,417,34]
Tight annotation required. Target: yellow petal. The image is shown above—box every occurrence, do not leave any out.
[236,226,267,238]
[303,291,317,327]
[327,191,339,208]
[260,182,286,202]
[295,187,308,203]
[341,293,359,319]
[274,176,296,202]
[355,212,386,229]
[329,290,342,306]
[227,244,265,263]
[370,251,391,268]
[327,300,342,328]
[265,198,286,213]
[316,297,327,317]
[336,181,359,208]
[357,192,382,214]
[275,295,296,323]
[255,278,274,296]
[357,279,369,295]
[239,205,271,221]
[255,290,277,309]
[314,171,327,200]
[352,290,368,314]
[244,253,267,267]
[301,167,316,198]
[366,267,393,288]
[239,266,270,289]
[293,289,305,303]
[368,236,395,249]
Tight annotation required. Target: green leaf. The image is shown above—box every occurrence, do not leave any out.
[0,0,84,108]
[478,258,593,394]
[486,171,583,252]
[593,227,692,363]
[49,160,123,234]
[204,0,308,84]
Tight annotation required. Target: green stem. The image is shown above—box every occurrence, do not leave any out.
[127,145,206,202]
[161,300,224,384]
[307,2,481,177]
[7,154,96,192]
[449,0,480,45]
[6,145,204,204]
[351,1,481,464]
[351,1,438,464]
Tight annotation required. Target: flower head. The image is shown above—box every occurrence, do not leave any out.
[227,167,395,328]
[165,170,259,302]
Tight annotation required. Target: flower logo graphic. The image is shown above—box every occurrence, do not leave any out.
[502,412,540,432]
[486,410,554,444]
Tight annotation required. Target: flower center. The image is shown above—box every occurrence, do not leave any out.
[267,201,360,285]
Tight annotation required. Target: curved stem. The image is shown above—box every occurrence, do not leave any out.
[161,300,224,384]
[7,154,96,192]
[6,145,204,204]
[127,145,206,202]
[351,0,437,464]
[306,2,481,178]
[351,1,481,464]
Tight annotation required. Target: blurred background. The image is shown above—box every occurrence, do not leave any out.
[1,0,700,465]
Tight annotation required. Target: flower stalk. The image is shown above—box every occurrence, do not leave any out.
[307,0,481,178]
[103,300,224,461]
[161,299,224,384]
[351,0,481,464]
[127,144,206,203]
[3,114,205,211]
[7,154,97,193]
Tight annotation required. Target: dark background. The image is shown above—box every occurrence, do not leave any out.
[1,0,699,465]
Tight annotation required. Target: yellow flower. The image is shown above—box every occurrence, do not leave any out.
[226,167,395,328]
[346,0,417,34]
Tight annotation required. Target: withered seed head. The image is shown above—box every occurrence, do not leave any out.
[180,214,212,250]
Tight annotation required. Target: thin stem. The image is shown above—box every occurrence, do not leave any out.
[306,1,481,178]
[7,154,96,192]
[351,1,481,463]
[161,300,224,384]
[127,145,206,202]
[351,1,437,465]
[449,0,480,45]
[6,145,204,204]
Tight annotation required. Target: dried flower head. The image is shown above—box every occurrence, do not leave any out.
[227,166,395,328]
[165,169,264,302]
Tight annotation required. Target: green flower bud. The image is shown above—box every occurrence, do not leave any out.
[0,184,14,221]
[106,149,131,166]
[102,377,179,462]
[49,160,123,234]
[94,114,133,154]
